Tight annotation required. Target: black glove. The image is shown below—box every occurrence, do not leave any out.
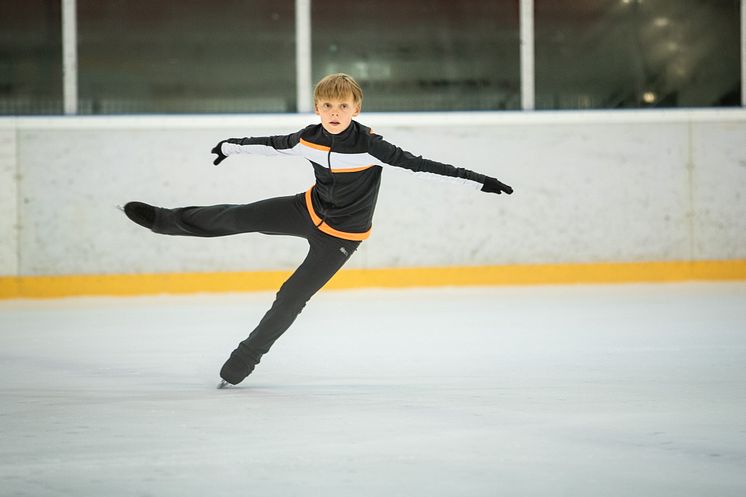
[211,140,228,166]
[481,176,513,195]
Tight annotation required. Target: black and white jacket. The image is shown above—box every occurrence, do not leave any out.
[221,120,488,241]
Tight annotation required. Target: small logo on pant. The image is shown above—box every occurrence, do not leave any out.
[339,247,349,257]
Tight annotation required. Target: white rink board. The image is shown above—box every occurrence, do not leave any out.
[1,110,745,276]
[0,128,17,275]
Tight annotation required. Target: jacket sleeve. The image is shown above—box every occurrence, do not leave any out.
[368,134,486,189]
[220,128,305,157]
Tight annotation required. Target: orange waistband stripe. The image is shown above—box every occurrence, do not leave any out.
[331,165,374,173]
[304,187,372,241]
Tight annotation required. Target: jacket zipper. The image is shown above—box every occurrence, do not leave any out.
[315,134,335,228]
[327,134,336,212]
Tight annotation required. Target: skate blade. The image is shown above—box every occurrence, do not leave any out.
[217,379,231,389]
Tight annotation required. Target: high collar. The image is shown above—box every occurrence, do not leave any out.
[320,120,357,143]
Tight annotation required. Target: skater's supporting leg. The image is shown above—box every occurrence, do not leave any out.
[220,233,361,384]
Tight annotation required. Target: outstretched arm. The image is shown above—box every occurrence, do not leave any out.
[368,135,513,195]
[211,128,307,165]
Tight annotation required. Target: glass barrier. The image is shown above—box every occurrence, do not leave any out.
[0,0,63,115]
[0,0,742,115]
[312,0,521,111]
[77,0,296,114]
[535,0,741,109]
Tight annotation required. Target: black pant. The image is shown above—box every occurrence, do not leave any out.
[152,193,361,368]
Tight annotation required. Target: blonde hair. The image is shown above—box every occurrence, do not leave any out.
[313,73,363,108]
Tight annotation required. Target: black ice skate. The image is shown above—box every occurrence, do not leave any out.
[123,201,157,230]
[218,350,256,388]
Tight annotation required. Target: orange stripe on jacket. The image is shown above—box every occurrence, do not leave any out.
[304,187,371,241]
[299,138,331,152]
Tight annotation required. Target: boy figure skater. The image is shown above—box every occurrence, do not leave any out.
[123,73,513,387]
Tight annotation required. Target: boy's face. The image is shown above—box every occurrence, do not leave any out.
[314,94,360,134]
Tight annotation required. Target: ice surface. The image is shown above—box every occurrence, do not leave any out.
[1,283,745,497]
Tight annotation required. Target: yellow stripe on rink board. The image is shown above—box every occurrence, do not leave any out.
[325,259,746,289]
[1,260,745,299]
[0,271,293,299]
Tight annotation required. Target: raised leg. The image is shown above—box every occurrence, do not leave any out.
[141,194,310,238]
